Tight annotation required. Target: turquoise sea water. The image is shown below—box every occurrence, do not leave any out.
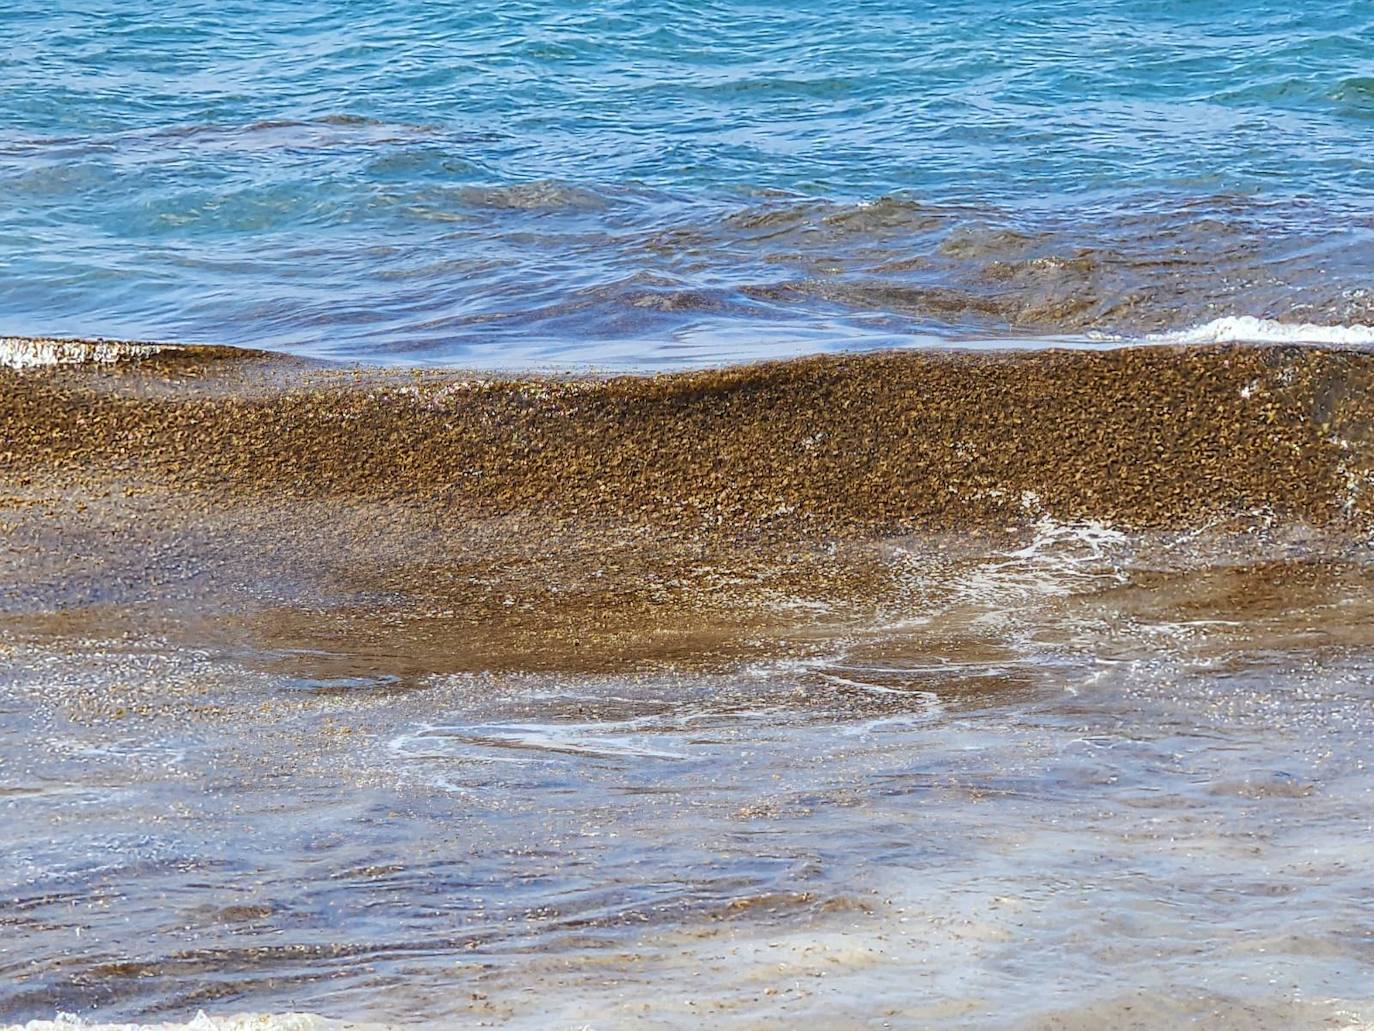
[4,1,1374,365]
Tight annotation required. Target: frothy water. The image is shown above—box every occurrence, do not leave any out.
[1150,316,1374,347]
[4,2,1374,365]
[5,518,1374,1027]
[0,337,173,371]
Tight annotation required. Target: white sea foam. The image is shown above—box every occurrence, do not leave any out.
[1149,315,1374,346]
[391,720,688,762]
[948,514,1131,608]
[0,337,170,370]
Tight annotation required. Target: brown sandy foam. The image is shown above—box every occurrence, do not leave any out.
[3,339,1373,531]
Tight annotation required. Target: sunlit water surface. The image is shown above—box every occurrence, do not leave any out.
[4,1,1374,365]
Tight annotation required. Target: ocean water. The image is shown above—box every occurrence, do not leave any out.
[8,6,1374,1029]
[4,0,1374,366]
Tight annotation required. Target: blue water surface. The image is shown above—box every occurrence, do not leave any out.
[3,1,1373,365]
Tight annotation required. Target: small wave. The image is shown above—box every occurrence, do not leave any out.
[1150,316,1374,347]
[0,337,171,370]
[1332,75,1374,106]
[391,721,688,762]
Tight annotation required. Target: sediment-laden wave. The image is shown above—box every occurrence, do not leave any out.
[4,338,1373,534]
[4,337,1372,674]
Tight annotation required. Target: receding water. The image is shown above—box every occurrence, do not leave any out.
[4,1,1374,365]
[4,520,1374,1028]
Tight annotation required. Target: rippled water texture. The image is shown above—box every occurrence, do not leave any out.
[4,1,1374,364]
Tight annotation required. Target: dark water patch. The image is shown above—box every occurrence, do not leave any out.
[454,181,610,213]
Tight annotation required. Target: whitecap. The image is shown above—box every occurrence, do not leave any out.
[1149,315,1374,347]
[0,337,170,370]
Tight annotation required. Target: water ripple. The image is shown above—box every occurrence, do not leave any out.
[3,1,1373,364]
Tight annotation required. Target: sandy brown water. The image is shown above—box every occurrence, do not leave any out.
[6,339,1374,533]
[3,340,1374,1029]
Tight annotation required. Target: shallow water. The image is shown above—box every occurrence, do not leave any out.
[5,2,1374,365]
[5,518,1374,1028]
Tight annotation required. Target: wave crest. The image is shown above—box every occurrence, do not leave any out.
[1150,316,1374,347]
[0,337,171,370]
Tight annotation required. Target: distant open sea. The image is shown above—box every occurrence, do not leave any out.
[3,1,1373,365]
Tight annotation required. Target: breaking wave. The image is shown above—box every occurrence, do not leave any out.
[4,340,1373,534]
[0,337,171,370]
[1151,316,1374,347]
